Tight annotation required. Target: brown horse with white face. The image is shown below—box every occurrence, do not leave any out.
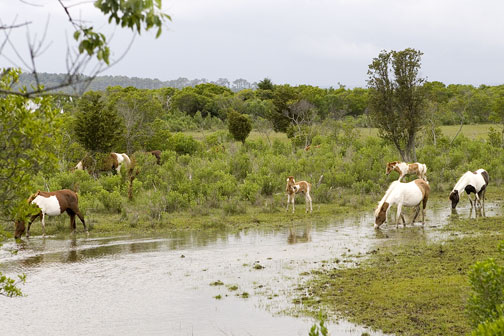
[14,189,87,238]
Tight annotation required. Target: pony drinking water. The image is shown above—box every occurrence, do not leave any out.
[386,161,428,181]
[286,176,313,213]
[14,189,87,238]
[374,179,430,229]
[449,169,489,210]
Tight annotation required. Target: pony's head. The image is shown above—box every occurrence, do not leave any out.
[14,220,26,239]
[386,162,399,175]
[449,190,460,209]
[286,176,296,192]
[374,202,389,228]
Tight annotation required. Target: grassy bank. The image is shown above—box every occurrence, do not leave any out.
[186,124,494,143]
[1,192,379,238]
[299,188,504,336]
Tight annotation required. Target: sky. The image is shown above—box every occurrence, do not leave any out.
[1,0,503,88]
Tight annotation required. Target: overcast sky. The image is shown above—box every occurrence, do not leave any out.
[1,0,503,87]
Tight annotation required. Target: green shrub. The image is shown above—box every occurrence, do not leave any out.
[468,241,504,330]
[98,189,123,213]
[168,133,200,155]
[100,174,122,193]
[222,198,246,215]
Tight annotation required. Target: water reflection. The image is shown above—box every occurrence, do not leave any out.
[0,200,502,336]
[287,222,312,244]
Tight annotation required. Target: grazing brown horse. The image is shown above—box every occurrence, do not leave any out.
[14,189,87,238]
[149,150,162,165]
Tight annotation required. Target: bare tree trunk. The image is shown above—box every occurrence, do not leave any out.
[392,138,408,162]
[450,120,464,146]
[406,133,417,162]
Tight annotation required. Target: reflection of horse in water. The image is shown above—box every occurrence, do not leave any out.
[452,206,486,220]
[287,223,312,244]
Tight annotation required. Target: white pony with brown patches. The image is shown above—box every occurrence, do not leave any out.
[286,176,313,213]
[374,179,430,229]
[386,161,428,181]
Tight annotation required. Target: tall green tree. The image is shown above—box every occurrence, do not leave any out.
[106,87,164,153]
[0,69,59,218]
[74,91,124,154]
[367,48,426,162]
[227,110,252,144]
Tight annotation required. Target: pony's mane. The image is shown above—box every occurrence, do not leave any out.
[452,171,472,192]
[27,190,40,203]
[374,181,399,218]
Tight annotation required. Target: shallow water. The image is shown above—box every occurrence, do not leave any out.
[0,201,500,336]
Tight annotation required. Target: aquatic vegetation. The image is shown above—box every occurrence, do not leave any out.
[300,215,504,335]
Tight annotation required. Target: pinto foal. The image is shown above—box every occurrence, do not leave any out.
[386,161,428,181]
[285,176,313,213]
[14,189,87,238]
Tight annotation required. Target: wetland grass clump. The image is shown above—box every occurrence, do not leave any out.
[300,216,504,336]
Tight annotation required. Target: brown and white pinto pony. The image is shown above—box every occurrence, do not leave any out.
[75,152,131,174]
[374,179,430,229]
[14,189,87,238]
[449,169,489,210]
[285,176,313,213]
[386,161,428,181]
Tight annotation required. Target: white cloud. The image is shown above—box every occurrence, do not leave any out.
[1,0,503,86]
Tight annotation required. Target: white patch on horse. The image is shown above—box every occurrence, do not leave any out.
[31,195,61,216]
[75,161,83,170]
[112,152,131,173]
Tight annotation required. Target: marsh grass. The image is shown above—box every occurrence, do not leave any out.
[299,189,504,336]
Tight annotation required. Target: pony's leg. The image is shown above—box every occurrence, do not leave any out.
[482,189,487,217]
[396,203,403,227]
[41,213,46,237]
[75,210,87,233]
[422,198,428,226]
[305,192,313,213]
[291,194,295,213]
[286,194,290,212]
[411,205,421,224]
[70,214,76,234]
[26,213,40,238]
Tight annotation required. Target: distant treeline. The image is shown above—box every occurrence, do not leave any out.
[16,72,257,93]
[16,73,504,130]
